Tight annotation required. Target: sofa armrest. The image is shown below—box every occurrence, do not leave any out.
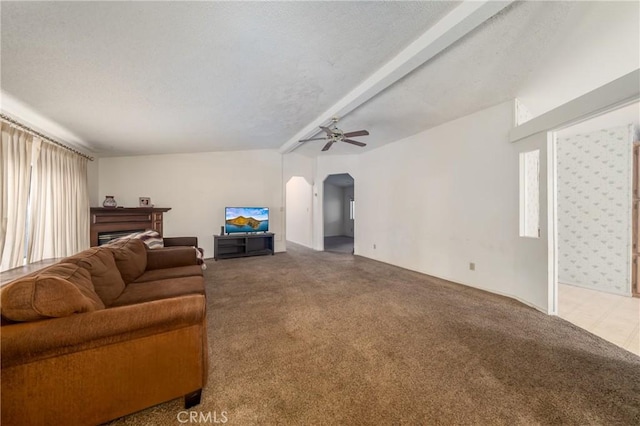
[163,237,198,247]
[146,247,198,270]
[1,294,205,369]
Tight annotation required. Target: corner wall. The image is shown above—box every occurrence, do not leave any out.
[87,159,100,207]
[283,153,315,248]
[285,176,313,247]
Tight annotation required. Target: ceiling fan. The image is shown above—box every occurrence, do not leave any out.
[299,117,369,151]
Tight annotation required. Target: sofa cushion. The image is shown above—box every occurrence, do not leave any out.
[107,238,148,284]
[1,263,105,322]
[110,276,205,307]
[146,247,199,270]
[63,248,126,306]
[133,265,203,283]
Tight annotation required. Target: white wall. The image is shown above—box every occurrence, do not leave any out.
[518,1,640,118]
[87,159,100,207]
[317,102,550,311]
[98,149,284,257]
[343,185,354,237]
[283,152,315,185]
[557,125,633,295]
[283,152,315,248]
[285,176,313,247]
[323,182,344,237]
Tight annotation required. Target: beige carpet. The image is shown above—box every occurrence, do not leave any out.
[111,243,640,425]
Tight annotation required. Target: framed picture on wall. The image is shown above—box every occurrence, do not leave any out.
[139,197,151,207]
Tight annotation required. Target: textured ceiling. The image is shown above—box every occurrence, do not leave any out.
[1,1,457,156]
[295,0,587,156]
[2,1,637,158]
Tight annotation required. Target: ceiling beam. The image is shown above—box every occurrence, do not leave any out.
[509,69,640,142]
[279,0,515,154]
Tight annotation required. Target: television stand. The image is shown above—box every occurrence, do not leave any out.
[214,233,275,260]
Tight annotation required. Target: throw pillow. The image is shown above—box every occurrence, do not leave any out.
[104,231,141,245]
[104,230,164,249]
[135,230,164,249]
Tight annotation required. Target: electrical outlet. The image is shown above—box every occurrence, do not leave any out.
[469,262,475,271]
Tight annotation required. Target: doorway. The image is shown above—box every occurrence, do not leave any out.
[553,102,639,355]
[323,173,354,254]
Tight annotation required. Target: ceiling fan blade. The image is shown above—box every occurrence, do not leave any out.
[343,139,367,147]
[319,126,335,137]
[343,130,369,138]
[321,141,335,151]
[299,137,327,143]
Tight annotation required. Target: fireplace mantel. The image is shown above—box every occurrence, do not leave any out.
[89,207,171,247]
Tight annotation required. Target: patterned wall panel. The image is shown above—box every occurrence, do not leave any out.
[557,125,633,295]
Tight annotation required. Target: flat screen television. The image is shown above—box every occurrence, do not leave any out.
[225,207,269,234]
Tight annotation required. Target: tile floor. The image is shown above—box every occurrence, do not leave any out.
[558,283,639,356]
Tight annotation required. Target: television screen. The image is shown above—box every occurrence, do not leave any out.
[225,207,269,234]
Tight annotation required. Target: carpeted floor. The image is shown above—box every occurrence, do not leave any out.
[112,243,640,425]
[324,236,354,254]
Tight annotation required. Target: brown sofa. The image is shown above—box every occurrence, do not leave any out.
[0,238,208,425]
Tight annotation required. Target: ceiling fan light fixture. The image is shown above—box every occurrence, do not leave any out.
[298,118,370,151]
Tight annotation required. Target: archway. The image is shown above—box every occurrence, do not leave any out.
[323,173,354,254]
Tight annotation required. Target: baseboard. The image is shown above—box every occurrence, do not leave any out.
[356,254,549,314]
[425,271,549,314]
[284,240,313,250]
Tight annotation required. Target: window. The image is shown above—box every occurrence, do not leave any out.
[349,198,355,220]
[0,123,90,271]
[519,150,540,238]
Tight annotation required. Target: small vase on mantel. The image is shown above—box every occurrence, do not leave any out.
[102,195,117,208]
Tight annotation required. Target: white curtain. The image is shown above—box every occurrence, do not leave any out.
[27,140,89,262]
[0,123,33,271]
[0,120,90,272]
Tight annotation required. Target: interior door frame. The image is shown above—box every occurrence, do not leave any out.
[510,71,639,315]
[317,173,356,252]
[548,131,558,315]
[550,111,637,314]
[633,142,639,297]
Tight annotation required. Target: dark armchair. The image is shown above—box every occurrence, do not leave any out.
[163,237,204,262]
